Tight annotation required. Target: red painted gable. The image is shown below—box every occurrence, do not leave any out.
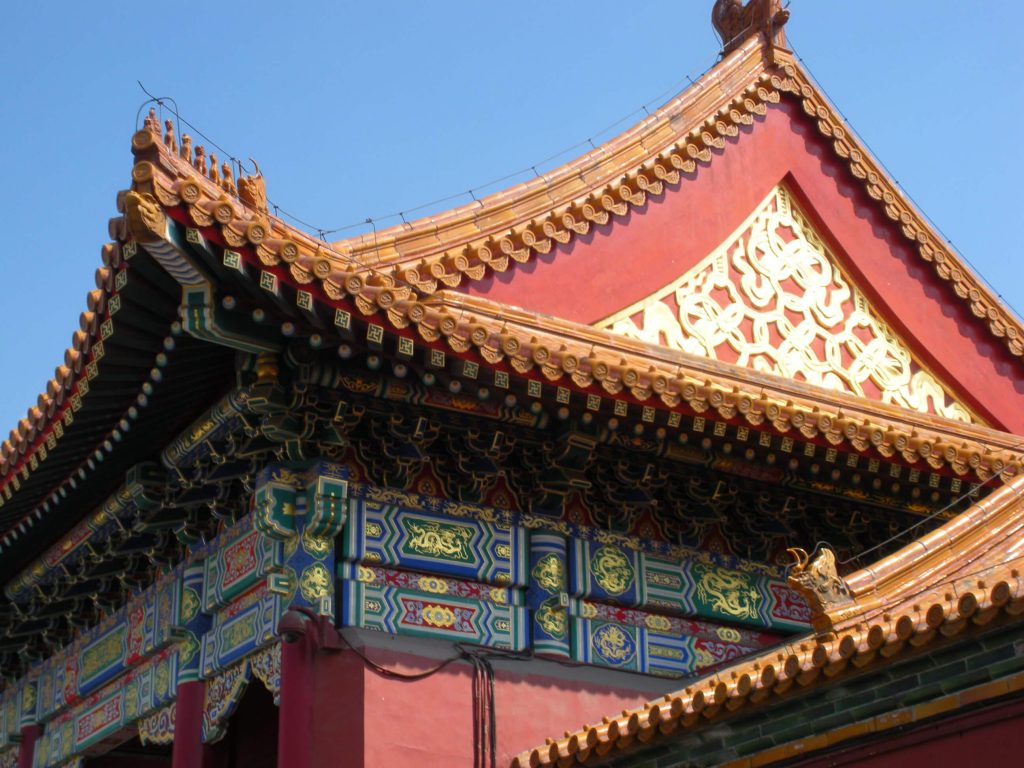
[460,100,1024,433]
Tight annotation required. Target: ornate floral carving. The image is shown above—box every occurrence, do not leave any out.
[138,703,175,746]
[250,643,281,704]
[598,186,973,423]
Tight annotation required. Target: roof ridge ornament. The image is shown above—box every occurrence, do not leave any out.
[712,0,790,56]
[786,546,853,634]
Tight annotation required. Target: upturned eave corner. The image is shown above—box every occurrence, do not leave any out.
[515,474,1024,768]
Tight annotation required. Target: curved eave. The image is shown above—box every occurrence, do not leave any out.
[0,237,235,570]
[112,174,1024,484]
[127,31,1024,361]
[513,472,1024,768]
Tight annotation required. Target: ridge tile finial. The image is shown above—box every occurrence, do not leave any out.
[712,0,789,55]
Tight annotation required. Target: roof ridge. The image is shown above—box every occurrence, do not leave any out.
[124,39,1024,363]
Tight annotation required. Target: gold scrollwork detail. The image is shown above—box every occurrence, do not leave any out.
[535,599,567,639]
[532,553,565,594]
[302,533,332,559]
[422,604,456,628]
[417,576,449,594]
[694,566,761,621]
[590,546,634,596]
[299,563,331,602]
[404,519,474,562]
[597,185,972,422]
[716,625,742,643]
[644,614,672,632]
[592,624,635,665]
[181,587,200,623]
[138,703,175,746]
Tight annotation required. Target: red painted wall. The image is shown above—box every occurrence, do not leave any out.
[462,101,1024,433]
[308,646,657,767]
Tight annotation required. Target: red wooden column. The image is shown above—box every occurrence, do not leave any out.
[16,725,40,768]
[172,680,206,768]
[277,630,316,768]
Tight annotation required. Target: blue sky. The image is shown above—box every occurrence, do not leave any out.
[1,1,1021,435]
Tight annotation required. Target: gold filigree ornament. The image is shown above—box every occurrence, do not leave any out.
[536,598,567,639]
[422,604,456,628]
[301,533,332,559]
[590,546,635,596]
[694,565,762,621]
[531,553,565,594]
[181,587,200,623]
[597,185,972,422]
[417,576,449,594]
[138,703,175,747]
[299,562,331,602]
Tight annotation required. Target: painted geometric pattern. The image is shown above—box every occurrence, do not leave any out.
[597,184,972,422]
[349,481,789,581]
[571,540,809,632]
[36,578,172,720]
[202,518,283,613]
[0,676,35,751]
[340,563,523,606]
[571,619,694,678]
[34,648,177,768]
[342,499,528,588]
[340,578,527,650]
[527,533,570,658]
[571,599,779,677]
[200,583,282,679]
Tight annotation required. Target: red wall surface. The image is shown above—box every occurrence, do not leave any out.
[463,101,1024,434]
[308,646,657,767]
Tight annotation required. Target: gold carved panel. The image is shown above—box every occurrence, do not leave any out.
[596,186,972,422]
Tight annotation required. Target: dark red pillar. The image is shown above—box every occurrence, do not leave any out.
[277,633,315,768]
[172,680,206,768]
[17,725,40,768]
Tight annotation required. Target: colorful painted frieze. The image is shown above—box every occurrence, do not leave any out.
[346,482,790,582]
[200,584,282,679]
[0,676,36,751]
[34,648,177,768]
[202,659,251,743]
[201,517,283,613]
[527,532,570,658]
[253,461,349,616]
[570,599,779,676]
[342,498,527,588]
[36,577,171,721]
[691,562,810,631]
[570,618,694,678]
[570,540,809,632]
[339,566,527,650]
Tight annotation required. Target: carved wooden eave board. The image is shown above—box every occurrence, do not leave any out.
[513,472,1024,768]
